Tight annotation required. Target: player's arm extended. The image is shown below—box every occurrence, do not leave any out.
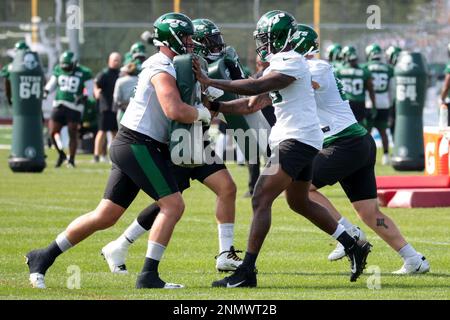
[44,75,57,93]
[366,77,377,109]
[152,72,210,124]
[205,93,271,115]
[193,58,294,95]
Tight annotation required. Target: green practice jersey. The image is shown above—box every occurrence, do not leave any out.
[335,63,371,102]
[364,61,393,94]
[45,64,93,112]
[364,60,394,109]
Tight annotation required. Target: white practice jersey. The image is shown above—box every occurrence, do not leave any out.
[263,50,323,150]
[307,58,357,139]
[120,52,176,143]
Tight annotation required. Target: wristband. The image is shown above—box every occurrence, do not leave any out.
[210,101,220,112]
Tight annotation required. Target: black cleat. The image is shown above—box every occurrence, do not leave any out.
[55,153,67,168]
[212,265,257,288]
[135,271,184,289]
[25,249,56,275]
[346,240,372,282]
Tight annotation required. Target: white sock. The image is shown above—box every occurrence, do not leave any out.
[331,224,346,240]
[146,241,166,261]
[116,219,147,248]
[338,217,354,231]
[218,223,234,253]
[56,232,72,252]
[398,243,418,261]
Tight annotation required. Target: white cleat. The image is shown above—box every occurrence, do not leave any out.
[328,242,345,261]
[328,226,367,261]
[29,273,46,289]
[392,254,430,275]
[215,246,243,272]
[101,241,129,274]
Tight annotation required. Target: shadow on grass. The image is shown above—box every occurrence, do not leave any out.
[260,271,450,278]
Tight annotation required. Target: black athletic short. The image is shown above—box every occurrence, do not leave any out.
[349,100,367,123]
[171,162,226,193]
[98,110,118,132]
[268,139,319,181]
[51,105,81,125]
[103,126,179,208]
[365,109,389,130]
[312,133,377,202]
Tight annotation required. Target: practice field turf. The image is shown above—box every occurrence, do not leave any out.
[0,132,449,300]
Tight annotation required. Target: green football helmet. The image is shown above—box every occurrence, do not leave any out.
[253,10,297,61]
[326,43,342,62]
[153,12,194,55]
[123,51,133,65]
[292,24,319,56]
[59,51,77,72]
[365,43,382,61]
[15,40,29,51]
[130,41,147,60]
[385,45,402,65]
[342,45,358,63]
[192,18,225,61]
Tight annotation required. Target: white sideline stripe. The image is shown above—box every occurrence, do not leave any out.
[0,199,82,212]
[412,240,450,246]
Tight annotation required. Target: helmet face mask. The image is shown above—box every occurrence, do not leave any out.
[385,45,402,65]
[192,19,225,61]
[254,10,297,62]
[341,46,358,63]
[254,32,270,61]
[327,43,342,62]
[365,43,382,61]
[59,51,76,72]
[130,42,147,60]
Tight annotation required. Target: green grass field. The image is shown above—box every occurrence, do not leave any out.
[0,127,449,300]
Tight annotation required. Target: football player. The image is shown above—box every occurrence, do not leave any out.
[43,51,93,167]
[193,10,372,287]
[385,45,402,139]
[293,24,429,274]
[326,43,343,69]
[101,18,243,274]
[25,12,212,289]
[129,41,147,70]
[335,45,377,125]
[364,44,395,165]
